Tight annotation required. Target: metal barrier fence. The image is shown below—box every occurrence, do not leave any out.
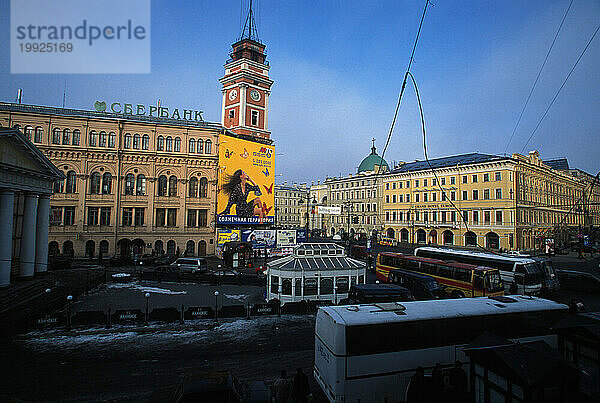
[30,300,329,330]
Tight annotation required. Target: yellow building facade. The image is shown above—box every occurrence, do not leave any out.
[0,102,221,258]
[382,152,588,251]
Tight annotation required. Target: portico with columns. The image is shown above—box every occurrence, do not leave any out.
[0,128,63,287]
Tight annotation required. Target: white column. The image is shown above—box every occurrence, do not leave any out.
[19,193,38,278]
[240,84,248,127]
[35,194,51,274]
[0,190,15,287]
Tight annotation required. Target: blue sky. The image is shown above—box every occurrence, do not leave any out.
[1,0,599,183]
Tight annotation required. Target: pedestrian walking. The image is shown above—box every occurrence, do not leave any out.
[274,370,291,403]
[427,363,444,402]
[290,367,310,403]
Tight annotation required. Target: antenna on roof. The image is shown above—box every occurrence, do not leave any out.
[239,0,260,42]
[16,88,22,104]
[62,80,67,108]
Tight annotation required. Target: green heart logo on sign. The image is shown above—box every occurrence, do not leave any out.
[94,101,107,112]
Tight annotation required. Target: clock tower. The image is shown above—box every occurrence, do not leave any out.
[220,1,273,140]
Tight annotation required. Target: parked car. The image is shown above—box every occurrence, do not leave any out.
[388,268,447,300]
[141,266,180,282]
[213,269,240,277]
[339,284,415,305]
[154,254,178,266]
[136,254,158,266]
[557,270,600,293]
[171,258,208,273]
[108,254,131,267]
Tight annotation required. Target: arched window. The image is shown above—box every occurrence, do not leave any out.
[34,127,43,143]
[185,240,195,255]
[124,173,135,195]
[108,132,116,148]
[197,139,203,154]
[157,175,168,196]
[102,172,112,194]
[136,174,146,195]
[52,128,61,144]
[166,136,173,152]
[62,128,70,145]
[465,231,477,247]
[189,138,196,153]
[124,133,132,149]
[90,172,101,194]
[205,139,212,154]
[99,240,109,254]
[174,137,181,152]
[24,125,33,140]
[485,232,500,249]
[133,133,140,149]
[443,230,454,245]
[157,135,164,151]
[65,171,77,193]
[199,177,208,198]
[72,129,80,145]
[188,177,198,197]
[154,240,164,254]
[89,130,98,146]
[166,240,176,254]
[168,175,178,196]
[99,131,107,147]
[142,134,149,150]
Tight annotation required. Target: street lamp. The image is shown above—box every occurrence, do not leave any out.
[214,290,219,321]
[277,283,282,316]
[144,292,150,325]
[66,294,73,330]
[299,196,317,242]
[311,197,317,236]
[45,288,51,313]
[334,285,338,305]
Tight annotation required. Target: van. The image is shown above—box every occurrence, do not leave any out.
[339,284,414,305]
[388,268,447,300]
[170,258,208,273]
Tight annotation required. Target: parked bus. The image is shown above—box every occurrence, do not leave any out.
[414,246,544,295]
[314,296,568,403]
[376,252,504,298]
[526,256,560,294]
[387,269,447,300]
[339,284,414,305]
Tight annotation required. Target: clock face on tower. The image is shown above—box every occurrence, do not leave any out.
[228,89,238,101]
[250,89,261,101]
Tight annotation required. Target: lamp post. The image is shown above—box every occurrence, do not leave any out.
[66,295,73,330]
[45,288,51,314]
[334,285,338,305]
[144,292,150,325]
[214,290,219,321]
[311,198,317,237]
[277,283,282,316]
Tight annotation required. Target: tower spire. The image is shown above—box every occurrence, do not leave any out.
[240,0,260,43]
[371,138,377,154]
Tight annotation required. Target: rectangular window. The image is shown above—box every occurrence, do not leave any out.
[441,177,446,185]
[187,209,197,227]
[441,211,446,223]
[398,194,403,203]
[156,208,166,227]
[100,207,111,226]
[483,173,489,182]
[406,180,410,188]
[398,211,403,221]
[462,190,468,200]
[386,195,390,203]
[462,210,468,222]
[472,174,478,183]
[50,207,63,226]
[386,183,389,190]
[392,195,396,203]
[423,193,428,202]
[167,208,177,227]
[495,172,501,181]
[415,194,419,202]
[496,210,503,224]
[442,192,447,201]
[484,189,490,200]
[432,211,437,222]
[432,192,437,201]
[197,209,207,226]
[251,110,259,126]
[451,191,456,201]
[406,194,410,202]
[451,211,456,222]
[64,207,75,225]
[386,211,390,221]
[473,190,479,200]
[484,211,491,224]
[134,208,144,226]
[496,188,502,199]
[473,210,479,223]
[423,179,428,187]
[87,207,99,226]
[122,207,133,226]
[399,181,403,189]
[415,180,419,188]
[450,177,455,185]
[392,183,396,190]
[228,109,235,119]
[462,175,468,184]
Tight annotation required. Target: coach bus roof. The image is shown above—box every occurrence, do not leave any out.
[414,246,537,263]
[380,252,493,273]
[320,296,568,327]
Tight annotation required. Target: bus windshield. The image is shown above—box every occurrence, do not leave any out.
[485,271,503,292]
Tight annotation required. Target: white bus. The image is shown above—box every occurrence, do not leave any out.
[414,246,544,295]
[314,296,568,403]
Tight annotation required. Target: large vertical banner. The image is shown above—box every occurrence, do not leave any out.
[217,135,275,225]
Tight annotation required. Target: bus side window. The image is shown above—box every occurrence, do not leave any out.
[473,275,484,290]
[455,268,470,282]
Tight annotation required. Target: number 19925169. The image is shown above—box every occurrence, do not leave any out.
[19,43,73,52]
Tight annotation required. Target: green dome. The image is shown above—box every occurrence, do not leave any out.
[358,145,389,173]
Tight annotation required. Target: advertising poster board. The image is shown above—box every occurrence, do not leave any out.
[316,206,341,215]
[276,230,297,247]
[217,229,241,246]
[241,229,276,249]
[217,134,275,225]
[296,228,307,243]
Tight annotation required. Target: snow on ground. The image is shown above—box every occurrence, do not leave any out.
[106,282,187,295]
[223,294,248,301]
